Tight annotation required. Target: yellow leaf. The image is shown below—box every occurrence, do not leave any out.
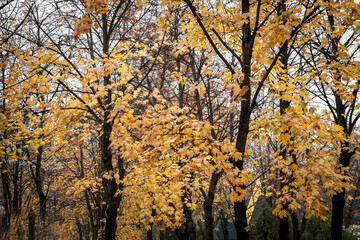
[233,151,243,161]
[127,113,134,120]
[183,128,192,135]
[268,173,276,180]
[278,210,288,218]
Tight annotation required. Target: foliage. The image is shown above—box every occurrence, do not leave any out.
[250,202,357,240]
[0,0,359,239]
[249,202,280,240]
[301,218,356,240]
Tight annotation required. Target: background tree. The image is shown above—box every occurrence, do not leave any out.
[0,0,359,239]
[300,1,360,239]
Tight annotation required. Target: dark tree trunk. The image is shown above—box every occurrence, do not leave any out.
[147,209,156,240]
[279,33,290,240]
[12,157,20,214]
[204,171,222,240]
[182,195,196,240]
[278,2,291,238]
[231,0,252,238]
[233,199,249,240]
[291,213,301,240]
[0,158,11,231]
[327,6,352,239]
[280,216,289,240]
[203,196,214,240]
[147,228,152,240]
[331,146,352,240]
[332,191,345,240]
[33,145,47,222]
[0,71,11,236]
[99,119,120,240]
[28,210,36,240]
[98,13,121,240]
[232,87,251,240]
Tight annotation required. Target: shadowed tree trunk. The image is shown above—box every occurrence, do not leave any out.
[28,209,35,240]
[231,1,252,238]
[331,144,352,240]
[182,190,196,240]
[278,1,290,238]
[203,171,222,240]
[326,6,355,239]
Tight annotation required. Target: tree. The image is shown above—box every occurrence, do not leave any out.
[178,0,322,238]
[301,1,360,239]
[0,0,359,239]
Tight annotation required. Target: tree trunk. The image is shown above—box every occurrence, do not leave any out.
[278,2,290,238]
[182,195,196,240]
[331,146,352,240]
[327,6,352,239]
[12,157,20,214]
[34,145,47,222]
[0,158,11,232]
[231,0,252,238]
[232,94,251,240]
[291,213,301,240]
[98,12,120,240]
[28,210,36,240]
[279,34,290,240]
[220,210,229,240]
[280,216,289,240]
[204,171,222,240]
[99,122,119,240]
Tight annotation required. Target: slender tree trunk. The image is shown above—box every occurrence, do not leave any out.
[332,191,346,240]
[147,228,153,240]
[279,34,290,240]
[19,165,23,210]
[99,117,119,240]
[291,213,301,240]
[331,146,352,240]
[182,191,196,240]
[326,5,352,239]
[277,2,291,238]
[0,62,11,237]
[28,209,35,240]
[0,158,11,231]
[329,42,352,240]
[204,171,222,240]
[280,216,290,240]
[232,88,251,239]
[33,145,47,222]
[98,13,121,240]
[13,156,20,214]
[231,0,252,238]
[203,195,214,240]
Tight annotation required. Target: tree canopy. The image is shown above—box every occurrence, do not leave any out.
[0,0,359,240]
